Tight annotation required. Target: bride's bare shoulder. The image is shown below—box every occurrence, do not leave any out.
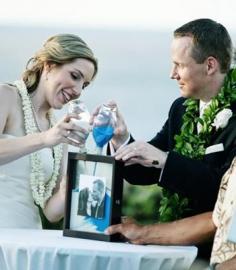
[0,83,19,102]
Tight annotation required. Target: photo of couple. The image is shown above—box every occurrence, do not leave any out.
[77,176,106,219]
[68,157,115,235]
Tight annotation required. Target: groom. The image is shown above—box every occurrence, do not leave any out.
[110,18,236,216]
[101,18,236,259]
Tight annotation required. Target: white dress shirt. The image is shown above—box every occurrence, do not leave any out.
[197,100,212,133]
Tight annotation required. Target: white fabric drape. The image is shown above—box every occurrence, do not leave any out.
[0,229,197,270]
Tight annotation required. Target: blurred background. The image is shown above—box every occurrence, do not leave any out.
[1,0,236,225]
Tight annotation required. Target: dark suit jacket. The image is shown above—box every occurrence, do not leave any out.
[121,97,236,216]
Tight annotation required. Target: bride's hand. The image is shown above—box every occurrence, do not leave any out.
[114,141,168,168]
[42,114,91,147]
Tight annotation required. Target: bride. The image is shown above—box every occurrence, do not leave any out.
[0,34,97,228]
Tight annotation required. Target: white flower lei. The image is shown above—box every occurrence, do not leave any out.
[14,80,63,208]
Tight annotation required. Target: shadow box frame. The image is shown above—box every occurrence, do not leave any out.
[63,152,124,242]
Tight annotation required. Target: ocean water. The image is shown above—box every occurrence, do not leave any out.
[0,25,235,142]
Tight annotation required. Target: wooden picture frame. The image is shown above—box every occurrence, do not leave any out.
[63,152,123,242]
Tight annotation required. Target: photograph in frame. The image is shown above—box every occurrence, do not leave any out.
[63,153,123,241]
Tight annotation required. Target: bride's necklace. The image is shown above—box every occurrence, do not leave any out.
[31,101,49,132]
[14,79,63,208]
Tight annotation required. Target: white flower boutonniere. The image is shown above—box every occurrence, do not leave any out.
[212,108,233,130]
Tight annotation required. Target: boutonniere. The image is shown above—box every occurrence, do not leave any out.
[212,108,233,130]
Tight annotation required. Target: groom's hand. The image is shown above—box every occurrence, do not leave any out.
[115,141,168,168]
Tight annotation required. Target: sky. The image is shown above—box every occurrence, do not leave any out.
[1,0,236,31]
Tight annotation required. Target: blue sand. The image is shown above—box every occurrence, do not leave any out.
[92,125,114,148]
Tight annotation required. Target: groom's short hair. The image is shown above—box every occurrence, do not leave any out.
[174,18,232,73]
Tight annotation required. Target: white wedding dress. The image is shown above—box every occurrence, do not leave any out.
[0,134,54,228]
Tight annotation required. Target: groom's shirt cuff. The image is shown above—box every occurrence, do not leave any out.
[159,168,165,182]
[109,134,131,155]
[158,152,169,182]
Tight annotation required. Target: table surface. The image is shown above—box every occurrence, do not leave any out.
[0,229,197,270]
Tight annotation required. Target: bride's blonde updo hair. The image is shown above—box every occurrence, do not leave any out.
[22,34,98,93]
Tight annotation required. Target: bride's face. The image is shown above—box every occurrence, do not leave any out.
[43,58,95,109]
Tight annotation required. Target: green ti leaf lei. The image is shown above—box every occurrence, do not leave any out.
[158,68,236,222]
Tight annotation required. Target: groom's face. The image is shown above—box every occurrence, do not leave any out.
[91,183,103,202]
[170,36,207,99]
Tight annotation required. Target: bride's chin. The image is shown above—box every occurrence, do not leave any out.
[51,100,64,110]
